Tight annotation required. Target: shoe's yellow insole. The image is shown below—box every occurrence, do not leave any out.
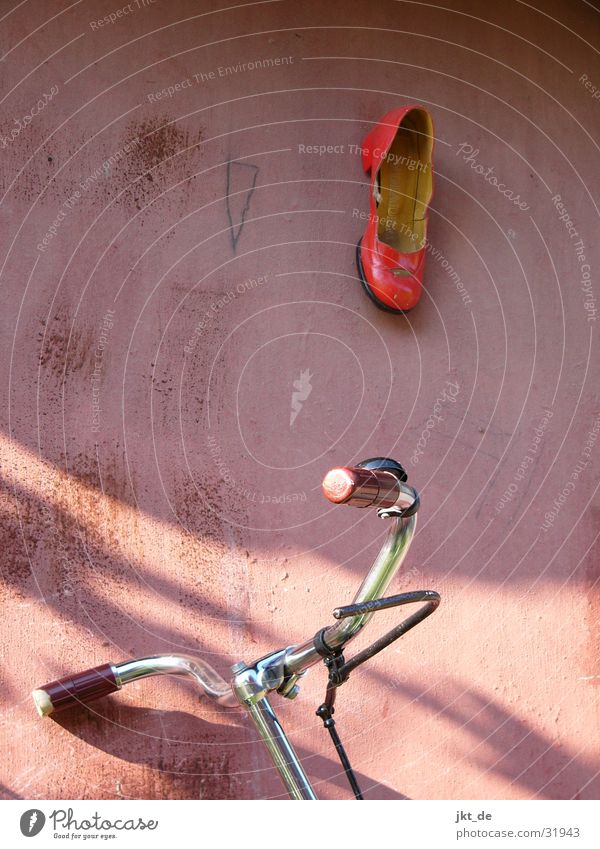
[376,114,432,253]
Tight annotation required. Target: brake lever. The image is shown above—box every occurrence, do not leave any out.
[313,588,440,800]
[314,589,440,684]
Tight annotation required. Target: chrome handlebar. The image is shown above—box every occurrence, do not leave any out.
[232,482,420,706]
[283,492,418,677]
[32,462,431,802]
[114,655,237,707]
[229,478,426,801]
[32,654,238,717]
[33,478,420,717]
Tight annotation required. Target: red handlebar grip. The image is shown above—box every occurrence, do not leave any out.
[32,663,120,717]
[322,467,403,508]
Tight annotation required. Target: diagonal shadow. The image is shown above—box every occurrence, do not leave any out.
[48,703,406,800]
[0,473,288,666]
[361,669,600,800]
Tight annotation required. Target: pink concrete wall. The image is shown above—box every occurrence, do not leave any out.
[0,0,598,799]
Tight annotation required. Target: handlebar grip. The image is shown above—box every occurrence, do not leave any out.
[32,663,120,717]
[322,466,404,508]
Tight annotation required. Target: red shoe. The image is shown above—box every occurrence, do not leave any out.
[356,106,434,312]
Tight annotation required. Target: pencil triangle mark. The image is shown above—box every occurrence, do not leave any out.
[226,160,259,252]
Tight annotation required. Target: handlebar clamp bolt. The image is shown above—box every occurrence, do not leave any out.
[285,684,300,700]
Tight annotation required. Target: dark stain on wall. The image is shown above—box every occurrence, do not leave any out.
[120,117,204,213]
[38,304,95,378]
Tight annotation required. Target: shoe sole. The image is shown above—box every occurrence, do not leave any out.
[355,239,408,314]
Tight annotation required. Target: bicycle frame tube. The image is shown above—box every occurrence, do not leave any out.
[244,698,317,799]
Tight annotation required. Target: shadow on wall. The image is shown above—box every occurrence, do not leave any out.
[0,783,22,800]
[366,669,600,800]
[0,466,269,661]
[0,435,409,799]
[22,672,600,800]
[1,431,599,799]
[50,704,406,800]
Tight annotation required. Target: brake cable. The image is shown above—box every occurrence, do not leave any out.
[314,589,441,800]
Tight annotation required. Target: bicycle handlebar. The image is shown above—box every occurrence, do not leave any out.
[283,509,418,676]
[33,655,237,716]
[33,458,421,717]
